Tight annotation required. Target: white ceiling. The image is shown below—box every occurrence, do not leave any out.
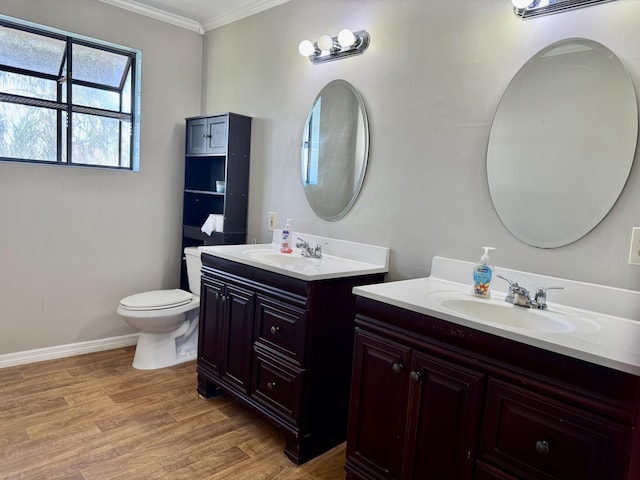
[97,0,291,33]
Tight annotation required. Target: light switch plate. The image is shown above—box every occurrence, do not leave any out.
[629,227,640,265]
[268,212,277,231]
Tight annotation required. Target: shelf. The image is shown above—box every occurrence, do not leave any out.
[183,225,246,244]
[185,189,224,196]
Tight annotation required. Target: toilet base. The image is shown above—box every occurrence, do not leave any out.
[131,309,199,370]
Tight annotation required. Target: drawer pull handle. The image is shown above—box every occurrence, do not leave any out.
[266,381,276,390]
[535,440,550,455]
[392,362,404,374]
[270,326,281,335]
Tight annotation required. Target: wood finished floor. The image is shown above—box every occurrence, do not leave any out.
[0,346,346,479]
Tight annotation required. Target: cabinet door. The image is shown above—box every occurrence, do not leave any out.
[186,117,208,155]
[402,352,485,480]
[219,282,255,393]
[206,115,228,154]
[346,329,411,480]
[199,277,226,374]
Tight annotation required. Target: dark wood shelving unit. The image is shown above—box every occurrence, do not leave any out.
[180,112,251,288]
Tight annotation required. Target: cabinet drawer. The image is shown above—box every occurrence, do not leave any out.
[480,379,630,480]
[255,294,306,365]
[251,351,304,423]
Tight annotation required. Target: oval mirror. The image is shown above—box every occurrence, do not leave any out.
[301,79,369,221]
[487,38,638,248]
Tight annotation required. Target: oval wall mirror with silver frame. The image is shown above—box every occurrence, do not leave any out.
[301,79,369,221]
[487,38,638,248]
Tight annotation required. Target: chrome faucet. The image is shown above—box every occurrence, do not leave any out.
[296,238,322,259]
[497,274,563,310]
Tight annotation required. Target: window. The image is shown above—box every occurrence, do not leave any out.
[0,16,141,170]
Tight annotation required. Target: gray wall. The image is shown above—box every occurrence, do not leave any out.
[0,0,202,354]
[203,0,640,293]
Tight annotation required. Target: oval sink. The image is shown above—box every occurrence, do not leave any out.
[242,249,322,267]
[434,295,576,333]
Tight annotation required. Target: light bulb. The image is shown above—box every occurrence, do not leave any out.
[317,34,334,52]
[337,29,356,48]
[298,40,316,57]
[512,0,533,8]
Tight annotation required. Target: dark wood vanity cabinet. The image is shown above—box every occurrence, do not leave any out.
[345,297,640,480]
[197,254,385,464]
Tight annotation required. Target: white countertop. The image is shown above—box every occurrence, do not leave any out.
[353,257,640,376]
[199,231,390,281]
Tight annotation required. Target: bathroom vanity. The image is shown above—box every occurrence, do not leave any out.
[196,234,389,464]
[345,258,640,480]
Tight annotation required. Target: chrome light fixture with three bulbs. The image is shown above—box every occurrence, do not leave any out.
[511,0,617,19]
[298,29,370,65]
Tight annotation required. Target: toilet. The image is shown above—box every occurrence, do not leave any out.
[117,247,202,370]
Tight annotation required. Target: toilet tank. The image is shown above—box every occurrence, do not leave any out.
[184,247,203,295]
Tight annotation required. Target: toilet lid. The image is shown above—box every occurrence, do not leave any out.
[120,289,194,311]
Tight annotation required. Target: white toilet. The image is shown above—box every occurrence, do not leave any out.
[117,247,202,370]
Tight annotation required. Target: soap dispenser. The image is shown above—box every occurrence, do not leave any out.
[473,246,495,299]
[280,219,293,254]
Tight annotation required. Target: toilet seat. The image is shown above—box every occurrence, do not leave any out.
[120,289,193,311]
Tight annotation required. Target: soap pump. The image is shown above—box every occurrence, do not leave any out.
[280,218,293,254]
[472,246,495,299]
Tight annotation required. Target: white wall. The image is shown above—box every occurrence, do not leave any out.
[0,0,203,354]
[202,0,640,293]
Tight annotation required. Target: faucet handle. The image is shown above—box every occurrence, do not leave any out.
[533,286,564,310]
[497,274,518,304]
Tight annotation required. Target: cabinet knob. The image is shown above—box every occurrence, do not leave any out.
[409,371,421,382]
[266,381,276,390]
[221,295,227,302]
[270,326,281,335]
[535,440,550,455]
[392,362,404,374]
[214,293,220,300]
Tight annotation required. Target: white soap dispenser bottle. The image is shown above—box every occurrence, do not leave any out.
[472,246,495,299]
[280,218,293,254]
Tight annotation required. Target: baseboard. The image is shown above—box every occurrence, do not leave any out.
[0,333,139,369]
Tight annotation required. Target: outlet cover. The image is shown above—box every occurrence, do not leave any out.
[629,227,640,265]
[268,212,277,231]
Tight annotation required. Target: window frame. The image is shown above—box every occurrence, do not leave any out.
[0,15,141,171]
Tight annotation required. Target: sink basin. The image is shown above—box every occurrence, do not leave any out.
[433,294,576,333]
[242,249,322,267]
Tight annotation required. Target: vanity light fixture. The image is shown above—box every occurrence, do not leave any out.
[298,29,370,65]
[512,0,617,19]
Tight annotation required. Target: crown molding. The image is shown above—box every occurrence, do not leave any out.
[97,0,204,34]
[201,0,290,31]
[98,0,291,34]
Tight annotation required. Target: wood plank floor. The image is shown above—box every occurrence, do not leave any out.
[0,346,346,479]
